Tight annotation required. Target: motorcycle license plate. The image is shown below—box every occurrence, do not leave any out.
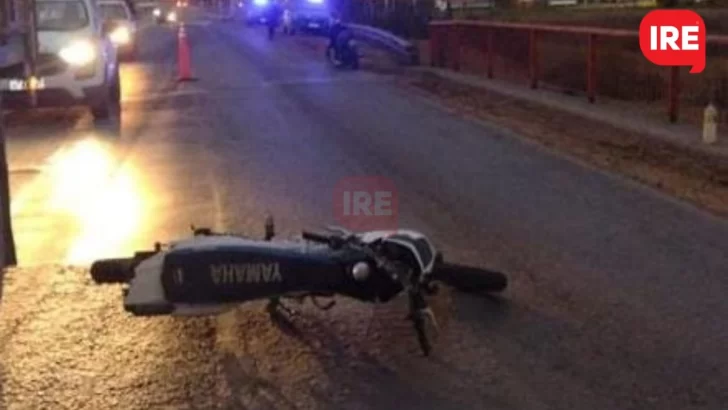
[308,22,320,28]
[4,77,46,91]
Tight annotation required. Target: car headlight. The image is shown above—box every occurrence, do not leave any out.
[59,40,96,66]
[153,8,161,16]
[253,0,267,5]
[110,26,131,45]
[167,11,177,21]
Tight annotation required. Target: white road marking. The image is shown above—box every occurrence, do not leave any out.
[120,76,388,103]
[122,88,208,103]
[263,75,387,87]
[196,75,391,93]
[183,21,212,27]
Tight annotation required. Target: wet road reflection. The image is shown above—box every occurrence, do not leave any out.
[46,139,146,264]
[9,136,149,265]
[6,23,179,265]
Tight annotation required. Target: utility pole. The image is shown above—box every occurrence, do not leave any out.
[0,110,17,267]
[0,0,37,267]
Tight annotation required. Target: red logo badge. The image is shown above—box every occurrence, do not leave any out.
[333,176,399,231]
[639,9,706,74]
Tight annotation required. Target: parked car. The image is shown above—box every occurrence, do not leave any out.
[135,1,161,21]
[291,0,330,35]
[0,0,121,120]
[98,0,138,60]
[153,4,177,23]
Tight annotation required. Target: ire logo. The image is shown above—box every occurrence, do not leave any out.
[333,176,399,231]
[639,9,706,74]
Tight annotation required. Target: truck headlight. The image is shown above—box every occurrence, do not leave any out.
[110,26,131,45]
[153,8,161,16]
[59,40,96,66]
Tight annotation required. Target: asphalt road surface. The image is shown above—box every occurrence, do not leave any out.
[1,11,727,410]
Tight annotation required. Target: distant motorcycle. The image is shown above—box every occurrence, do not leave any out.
[327,36,359,70]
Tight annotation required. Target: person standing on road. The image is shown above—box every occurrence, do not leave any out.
[282,7,292,34]
[266,0,283,38]
[327,12,347,60]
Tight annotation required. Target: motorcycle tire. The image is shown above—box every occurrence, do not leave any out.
[434,262,508,294]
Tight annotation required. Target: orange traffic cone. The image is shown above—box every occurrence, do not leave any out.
[177,25,197,82]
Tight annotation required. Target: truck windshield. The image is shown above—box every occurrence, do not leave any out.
[99,4,130,20]
[36,0,89,31]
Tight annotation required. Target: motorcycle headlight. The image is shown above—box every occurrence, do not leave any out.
[59,40,96,66]
[153,8,161,16]
[167,11,177,21]
[109,26,131,45]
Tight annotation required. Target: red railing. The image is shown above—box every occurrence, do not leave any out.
[428,20,728,124]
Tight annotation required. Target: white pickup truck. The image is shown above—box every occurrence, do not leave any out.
[0,0,121,120]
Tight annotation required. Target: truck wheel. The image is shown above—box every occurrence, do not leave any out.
[91,70,121,120]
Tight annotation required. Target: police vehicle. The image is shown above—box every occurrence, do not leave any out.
[244,0,270,25]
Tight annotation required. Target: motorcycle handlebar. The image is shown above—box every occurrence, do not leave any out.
[433,262,507,294]
[301,231,331,244]
[90,257,136,284]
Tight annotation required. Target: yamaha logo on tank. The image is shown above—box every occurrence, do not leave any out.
[209,262,283,285]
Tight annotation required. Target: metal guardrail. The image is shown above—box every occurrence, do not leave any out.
[348,23,420,66]
[429,20,728,124]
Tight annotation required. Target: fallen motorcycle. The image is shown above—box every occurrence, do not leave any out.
[90,218,508,356]
[326,38,359,70]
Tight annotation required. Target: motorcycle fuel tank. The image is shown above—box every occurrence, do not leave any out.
[159,236,387,304]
